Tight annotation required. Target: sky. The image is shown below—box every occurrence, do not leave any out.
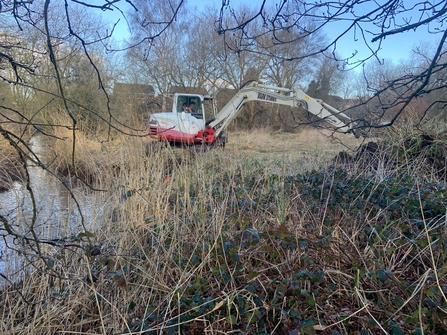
[104,0,443,66]
[185,0,442,66]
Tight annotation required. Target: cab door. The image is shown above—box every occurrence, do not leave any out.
[176,95,205,135]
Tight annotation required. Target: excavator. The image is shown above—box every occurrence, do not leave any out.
[149,81,364,146]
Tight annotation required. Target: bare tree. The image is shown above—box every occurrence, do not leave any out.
[125,0,188,111]
[0,0,145,287]
[307,54,346,102]
[183,12,225,92]
[216,0,447,130]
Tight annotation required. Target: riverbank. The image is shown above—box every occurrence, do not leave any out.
[0,156,25,192]
[0,133,26,192]
[0,127,358,192]
[1,127,446,334]
[0,128,119,192]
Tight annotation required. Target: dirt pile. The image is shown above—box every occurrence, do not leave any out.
[333,141,383,169]
[333,132,447,178]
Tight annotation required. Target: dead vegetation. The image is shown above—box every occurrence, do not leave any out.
[0,154,25,192]
[0,125,30,191]
[333,130,447,180]
[0,126,446,334]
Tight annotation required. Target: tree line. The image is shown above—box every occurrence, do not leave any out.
[1,0,445,137]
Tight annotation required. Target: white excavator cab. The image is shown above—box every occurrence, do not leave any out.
[149,93,209,143]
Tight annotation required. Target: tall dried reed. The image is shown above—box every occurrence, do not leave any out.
[1,125,446,334]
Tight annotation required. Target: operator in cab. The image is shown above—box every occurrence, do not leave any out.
[188,102,196,113]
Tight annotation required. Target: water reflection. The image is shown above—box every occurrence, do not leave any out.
[0,136,109,284]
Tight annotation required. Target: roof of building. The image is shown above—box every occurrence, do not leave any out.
[169,86,208,95]
[113,82,155,95]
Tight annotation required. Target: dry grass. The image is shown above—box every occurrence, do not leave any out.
[228,126,362,154]
[226,127,363,175]
[40,125,125,189]
[0,125,446,334]
[0,124,31,191]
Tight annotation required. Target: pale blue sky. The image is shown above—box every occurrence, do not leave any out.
[104,0,442,65]
[186,0,443,65]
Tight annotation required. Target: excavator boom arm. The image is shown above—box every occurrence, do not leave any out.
[209,81,355,139]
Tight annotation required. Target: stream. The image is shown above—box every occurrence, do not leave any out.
[0,136,112,284]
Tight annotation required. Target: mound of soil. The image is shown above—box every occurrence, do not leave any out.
[333,132,447,178]
[333,141,382,169]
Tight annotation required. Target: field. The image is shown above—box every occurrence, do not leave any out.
[0,126,447,334]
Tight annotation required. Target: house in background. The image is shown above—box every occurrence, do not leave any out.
[112,82,158,118]
[113,83,155,104]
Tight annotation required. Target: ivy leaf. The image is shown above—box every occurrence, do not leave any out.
[307,297,316,307]
[376,269,392,283]
[77,231,94,238]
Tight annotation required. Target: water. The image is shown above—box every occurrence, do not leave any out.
[0,136,111,284]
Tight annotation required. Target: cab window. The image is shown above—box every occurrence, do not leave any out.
[177,96,202,118]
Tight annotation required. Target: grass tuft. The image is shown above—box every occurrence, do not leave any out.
[1,125,447,334]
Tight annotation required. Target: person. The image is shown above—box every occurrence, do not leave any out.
[182,103,189,112]
[188,102,196,113]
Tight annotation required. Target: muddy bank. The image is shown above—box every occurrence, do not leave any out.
[0,135,105,192]
[333,131,447,179]
[0,155,26,192]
